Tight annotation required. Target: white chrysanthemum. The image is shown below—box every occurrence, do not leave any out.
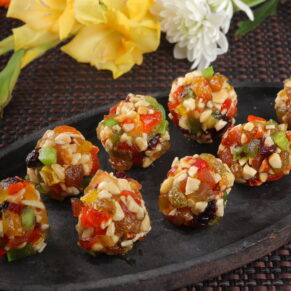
[209,0,254,32]
[152,0,254,69]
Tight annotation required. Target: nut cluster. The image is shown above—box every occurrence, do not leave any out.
[168,70,237,143]
[26,126,99,200]
[159,154,234,227]
[275,78,291,128]
[75,170,151,255]
[218,119,291,186]
[97,93,170,170]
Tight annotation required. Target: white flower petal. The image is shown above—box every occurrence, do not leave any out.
[174,45,187,59]
[232,0,254,20]
[152,0,232,69]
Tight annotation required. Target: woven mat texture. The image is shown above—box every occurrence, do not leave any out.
[0,2,290,289]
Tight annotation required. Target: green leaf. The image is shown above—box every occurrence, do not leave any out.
[0,36,14,56]
[236,0,280,37]
[0,37,60,117]
[0,49,25,117]
[241,0,267,8]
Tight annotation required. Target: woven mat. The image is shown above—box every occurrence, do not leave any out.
[0,2,290,288]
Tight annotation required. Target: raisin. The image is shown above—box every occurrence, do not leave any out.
[148,134,161,150]
[0,177,22,188]
[65,165,84,188]
[207,117,232,139]
[260,144,276,158]
[0,201,9,218]
[26,148,42,168]
[114,171,128,179]
[189,200,217,227]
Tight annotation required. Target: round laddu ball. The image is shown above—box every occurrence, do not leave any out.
[71,170,151,255]
[168,67,237,143]
[159,154,234,227]
[97,93,170,171]
[0,177,49,262]
[275,78,291,128]
[26,125,100,200]
[218,116,291,186]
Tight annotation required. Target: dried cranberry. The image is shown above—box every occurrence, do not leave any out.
[65,165,84,188]
[114,171,128,179]
[26,148,42,168]
[260,144,276,158]
[147,134,161,150]
[70,137,75,144]
[8,202,23,214]
[0,177,22,188]
[132,151,144,165]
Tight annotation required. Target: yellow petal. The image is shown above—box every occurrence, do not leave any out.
[126,0,152,21]
[13,25,59,50]
[61,25,141,78]
[21,39,60,68]
[8,0,78,39]
[8,0,65,32]
[130,18,160,53]
[58,0,76,39]
[73,0,106,25]
[102,0,128,15]
[62,0,161,78]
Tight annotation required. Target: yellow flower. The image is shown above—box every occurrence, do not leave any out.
[62,0,160,78]
[8,0,80,40]
[12,25,60,67]
[12,25,58,51]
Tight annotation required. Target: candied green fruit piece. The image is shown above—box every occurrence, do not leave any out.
[233,139,260,160]
[169,186,187,208]
[272,131,289,151]
[202,66,214,78]
[21,207,36,231]
[156,120,169,135]
[38,147,57,166]
[7,244,35,262]
[145,96,166,119]
[189,118,202,134]
[102,117,120,128]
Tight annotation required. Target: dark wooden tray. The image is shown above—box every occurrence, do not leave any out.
[0,84,290,290]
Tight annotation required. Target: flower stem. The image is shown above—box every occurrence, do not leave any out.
[0,49,25,117]
[0,39,60,116]
[0,35,14,56]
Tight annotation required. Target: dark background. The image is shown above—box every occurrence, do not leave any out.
[0,2,290,289]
